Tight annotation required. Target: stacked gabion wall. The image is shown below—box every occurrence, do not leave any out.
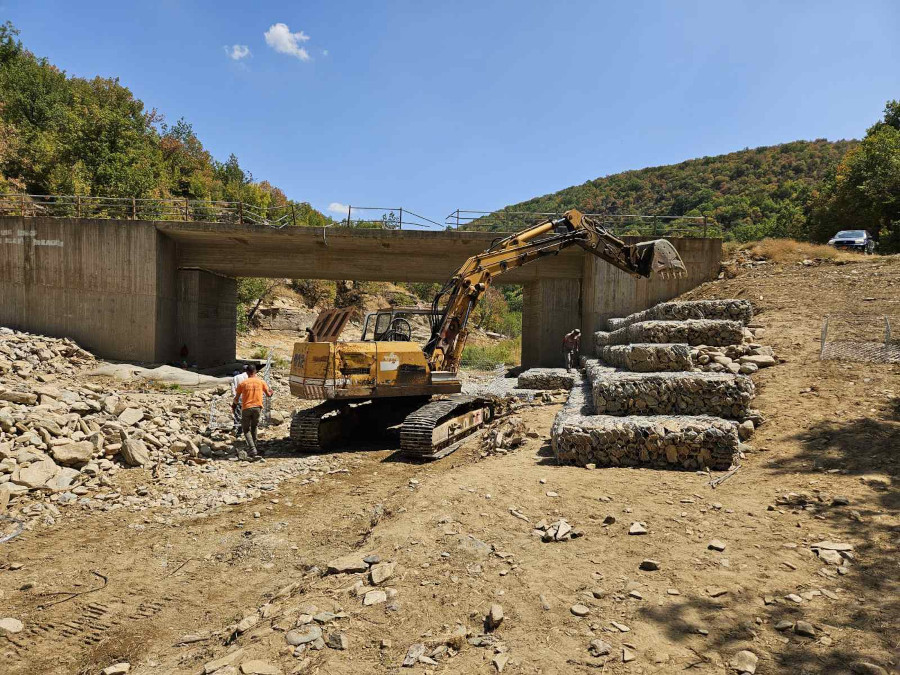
[606,299,753,331]
[597,344,692,372]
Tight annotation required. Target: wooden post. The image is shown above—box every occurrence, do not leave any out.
[21,193,26,217]
[132,197,137,220]
[238,201,243,225]
[398,208,403,230]
[291,203,296,227]
[76,195,81,218]
[347,205,352,227]
[184,198,189,221]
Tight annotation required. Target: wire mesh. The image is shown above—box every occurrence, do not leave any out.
[819,314,900,364]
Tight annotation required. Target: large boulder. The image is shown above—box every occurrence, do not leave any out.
[12,459,60,489]
[51,441,94,466]
[118,432,151,467]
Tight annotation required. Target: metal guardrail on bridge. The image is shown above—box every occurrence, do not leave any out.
[0,193,719,236]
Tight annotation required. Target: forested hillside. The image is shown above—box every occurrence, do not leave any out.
[495,140,857,242]
[0,22,331,226]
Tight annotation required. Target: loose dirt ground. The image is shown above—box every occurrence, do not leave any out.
[2,253,898,675]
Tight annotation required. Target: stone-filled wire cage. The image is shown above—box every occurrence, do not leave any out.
[819,314,900,364]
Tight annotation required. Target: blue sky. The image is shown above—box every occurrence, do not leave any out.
[4,1,899,226]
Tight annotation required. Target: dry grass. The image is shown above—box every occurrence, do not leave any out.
[741,238,860,263]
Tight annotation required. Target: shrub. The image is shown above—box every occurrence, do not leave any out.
[460,337,521,370]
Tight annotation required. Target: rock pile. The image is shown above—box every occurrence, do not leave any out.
[595,344,692,373]
[0,327,95,379]
[479,416,528,455]
[0,327,317,531]
[594,319,745,349]
[606,299,753,330]
[553,299,765,471]
[692,343,777,373]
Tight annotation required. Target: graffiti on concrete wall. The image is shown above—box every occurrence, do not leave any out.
[1,229,64,246]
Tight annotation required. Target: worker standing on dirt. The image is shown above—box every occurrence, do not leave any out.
[230,365,249,435]
[232,365,272,461]
[563,329,581,372]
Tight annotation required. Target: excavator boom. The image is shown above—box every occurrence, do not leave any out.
[424,209,686,372]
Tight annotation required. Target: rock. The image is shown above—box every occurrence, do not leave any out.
[12,459,59,488]
[589,638,612,656]
[831,496,850,506]
[486,603,504,630]
[0,390,37,405]
[570,604,591,617]
[326,632,348,650]
[774,620,794,631]
[849,662,889,675]
[811,541,853,552]
[327,553,370,575]
[51,441,94,466]
[738,354,776,367]
[623,647,636,663]
[370,562,395,585]
[707,587,728,598]
[363,590,387,606]
[492,654,509,672]
[0,617,24,634]
[816,548,844,565]
[203,649,245,674]
[610,621,630,632]
[708,539,727,552]
[235,614,259,633]
[285,625,323,646]
[602,514,616,525]
[118,433,150,467]
[269,410,285,425]
[118,408,144,426]
[363,554,381,564]
[738,420,754,440]
[729,650,758,673]
[794,621,816,637]
[101,664,131,675]
[240,661,280,675]
[629,522,648,535]
[639,559,660,571]
[403,643,426,667]
[785,594,803,603]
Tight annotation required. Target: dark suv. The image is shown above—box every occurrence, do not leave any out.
[827,230,876,254]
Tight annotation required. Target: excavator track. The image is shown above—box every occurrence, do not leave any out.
[290,401,345,453]
[291,397,430,453]
[400,395,492,459]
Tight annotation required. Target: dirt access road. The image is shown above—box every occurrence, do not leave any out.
[2,251,898,675]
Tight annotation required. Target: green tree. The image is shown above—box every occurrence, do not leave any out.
[808,100,900,251]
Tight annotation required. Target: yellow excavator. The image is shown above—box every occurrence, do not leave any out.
[288,209,687,458]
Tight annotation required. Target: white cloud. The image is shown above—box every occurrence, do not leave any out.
[225,44,251,60]
[322,49,329,56]
[328,202,349,215]
[264,22,311,61]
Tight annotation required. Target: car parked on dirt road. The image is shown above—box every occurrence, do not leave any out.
[827,229,876,253]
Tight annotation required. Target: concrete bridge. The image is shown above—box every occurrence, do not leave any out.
[0,217,722,368]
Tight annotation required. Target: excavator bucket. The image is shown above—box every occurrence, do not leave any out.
[632,239,687,279]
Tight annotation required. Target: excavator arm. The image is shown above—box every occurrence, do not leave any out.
[424,209,687,372]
